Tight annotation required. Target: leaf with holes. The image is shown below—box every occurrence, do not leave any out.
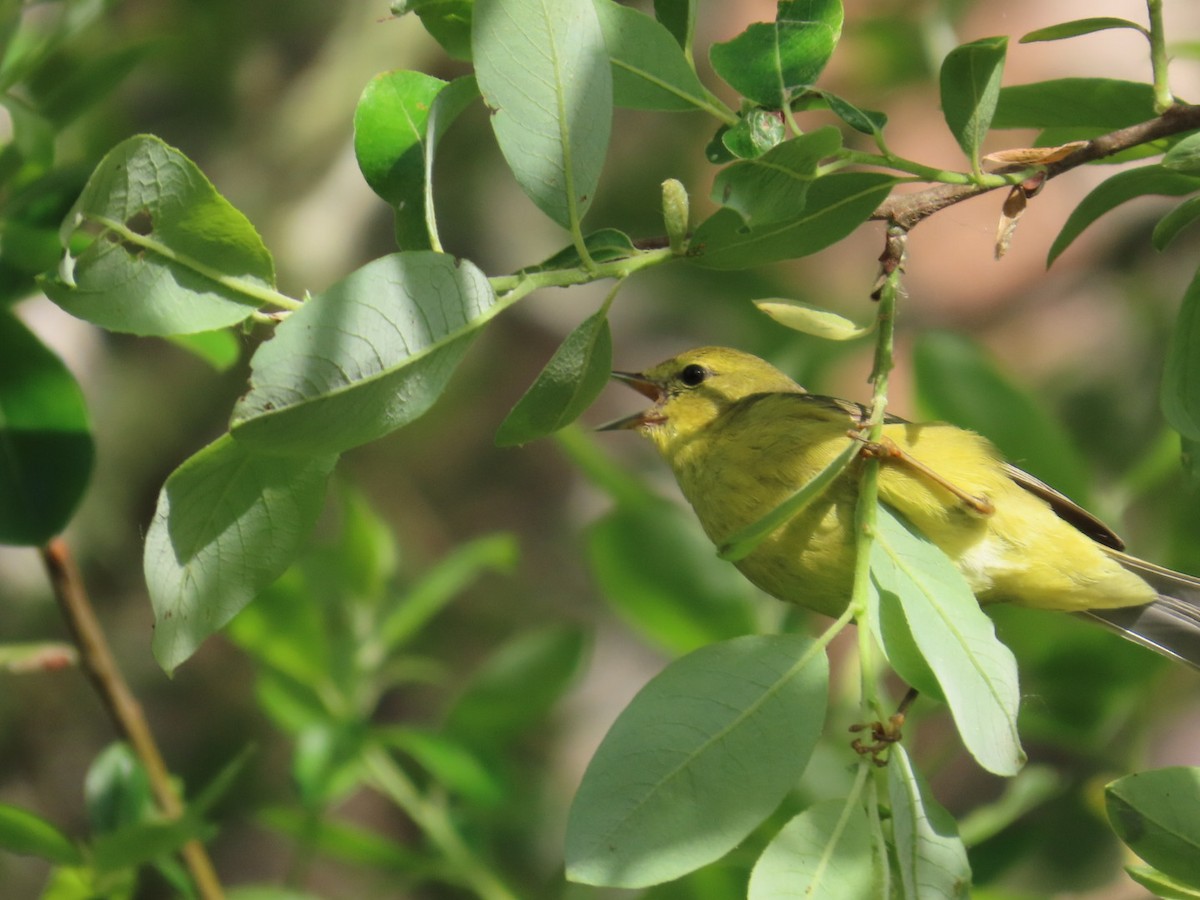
[40,135,276,336]
[230,251,496,457]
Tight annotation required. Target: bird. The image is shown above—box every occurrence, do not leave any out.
[600,345,1200,669]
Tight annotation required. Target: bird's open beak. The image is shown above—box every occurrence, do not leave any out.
[596,371,666,431]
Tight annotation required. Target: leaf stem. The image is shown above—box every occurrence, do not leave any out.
[87,214,304,312]
[836,150,1010,187]
[1146,0,1174,113]
[488,246,675,296]
[38,539,225,900]
[363,744,519,900]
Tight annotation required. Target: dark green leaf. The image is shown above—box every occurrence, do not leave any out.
[721,107,787,159]
[444,625,587,750]
[91,816,212,875]
[914,331,1091,502]
[888,744,971,899]
[518,228,636,274]
[939,36,1007,169]
[595,0,709,112]
[711,127,842,226]
[473,0,611,228]
[691,172,895,270]
[748,799,880,899]
[820,91,887,136]
[0,803,82,864]
[42,135,276,336]
[1162,267,1200,442]
[0,309,93,545]
[1107,767,1200,885]
[1163,133,1200,175]
[259,806,429,875]
[1048,165,1200,265]
[586,500,758,655]
[1020,17,1147,44]
[495,309,612,446]
[1154,195,1200,250]
[652,0,693,50]
[85,744,154,834]
[354,70,447,251]
[870,506,1024,777]
[396,0,473,60]
[145,434,337,673]
[709,0,844,108]
[565,634,828,888]
[992,78,1156,130]
[230,252,496,456]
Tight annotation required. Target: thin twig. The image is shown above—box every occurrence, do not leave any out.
[39,538,225,900]
[873,103,1200,231]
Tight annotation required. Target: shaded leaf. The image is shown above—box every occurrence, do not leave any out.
[146,434,337,673]
[595,0,709,112]
[395,0,473,60]
[711,127,842,226]
[565,634,828,888]
[495,309,612,446]
[0,803,82,865]
[748,799,879,899]
[91,816,212,875]
[992,78,1156,130]
[375,728,504,806]
[1107,768,1200,885]
[518,228,635,274]
[0,309,93,544]
[1048,165,1200,265]
[652,0,694,51]
[1162,267,1200,442]
[870,505,1024,776]
[709,0,844,108]
[939,36,1007,169]
[473,0,611,228]
[1163,133,1200,175]
[721,107,786,159]
[691,172,895,270]
[230,252,496,457]
[1153,195,1200,250]
[820,91,887,136]
[85,744,153,834]
[42,135,275,336]
[888,744,971,899]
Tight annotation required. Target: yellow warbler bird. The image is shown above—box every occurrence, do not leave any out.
[601,346,1200,668]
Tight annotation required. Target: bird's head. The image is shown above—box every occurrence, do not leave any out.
[599,346,804,452]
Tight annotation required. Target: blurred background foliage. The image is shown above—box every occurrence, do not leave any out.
[2,0,1200,897]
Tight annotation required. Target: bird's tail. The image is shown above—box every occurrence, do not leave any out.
[1082,552,1200,670]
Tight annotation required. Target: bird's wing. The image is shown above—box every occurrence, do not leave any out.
[1001,462,1125,550]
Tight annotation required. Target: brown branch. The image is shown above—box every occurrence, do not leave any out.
[872,102,1200,232]
[39,538,225,900]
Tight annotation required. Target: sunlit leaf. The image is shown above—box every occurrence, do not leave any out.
[889,744,971,899]
[755,297,872,341]
[595,0,709,112]
[748,799,880,899]
[565,634,827,888]
[939,36,1007,170]
[992,78,1156,130]
[1020,17,1148,43]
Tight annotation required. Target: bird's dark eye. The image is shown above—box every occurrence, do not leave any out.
[679,364,708,387]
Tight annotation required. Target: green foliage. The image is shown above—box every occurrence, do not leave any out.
[7,0,1200,897]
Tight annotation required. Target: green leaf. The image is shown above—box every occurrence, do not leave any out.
[711,127,842,226]
[748,799,880,899]
[396,0,474,60]
[1154,195,1200,250]
[721,107,787,159]
[992,78,1156,130]
[91,816,212,874]
[820,91,887,136]
[1020,17,1148,43]
[473,0,611,229]
[518,228,636,274]
[85,744,154,834]
[1125,863,1200,899]
[870,505,1024,777]
[755,297,872,340]
[709,0,844,108]
[652,0,694,50]
[42,135,276,336]
[1107,768,1200,885]
[565,633,828,888]
[444,625,587,750]
[1048,165,1200,265]
[375,728,504,806]
[594,0,709,112]
[913,331,1091,503]
[259,806,427,875]
[1162,268,1200,442]
[230,252,496,456]
[939,36,1007,170]
[586,499,758,656]
[166,329,242,371]
[495,309,612,446]
[146,434,337,673]
[0,803,82,864]
[0,309,93,545]
[888,744,971,899]
[354,70,447,251]
[691,172,895,270]
[1163,133,1200,175]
